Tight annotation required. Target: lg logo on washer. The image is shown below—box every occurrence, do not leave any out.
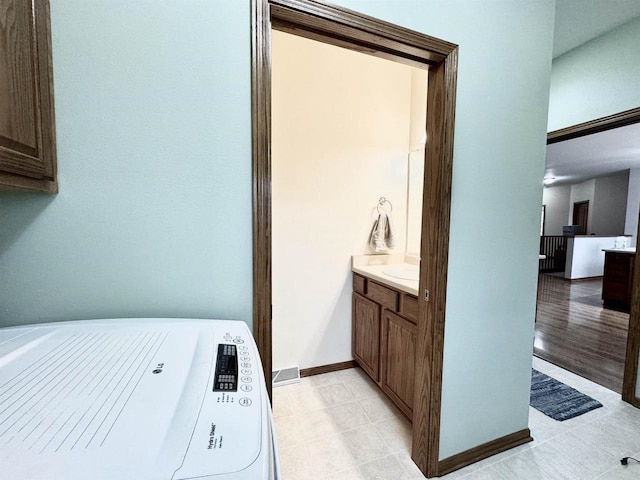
[152,362,165,374]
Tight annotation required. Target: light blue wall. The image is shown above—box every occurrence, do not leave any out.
[331,0,554,460]
[0,0,253,326]
[0,0,555,461]
[548,15,640,131]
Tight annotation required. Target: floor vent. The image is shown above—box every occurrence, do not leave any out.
[272,366,300,387]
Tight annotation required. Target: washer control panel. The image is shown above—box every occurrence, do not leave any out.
[213,344,238,391]
[175,323,265,479]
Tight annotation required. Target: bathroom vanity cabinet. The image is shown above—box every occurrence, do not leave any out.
[352,273,418,420]
[0,0,57,193]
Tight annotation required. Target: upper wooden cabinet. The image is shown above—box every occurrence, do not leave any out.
[0,0,57,193]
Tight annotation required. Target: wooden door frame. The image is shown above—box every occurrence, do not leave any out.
[546,106,640,408]
[251,0,458,476]
[572,200,589,234]
[628,212,640,408]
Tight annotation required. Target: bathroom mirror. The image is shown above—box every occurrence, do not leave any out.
[406,147,425,256]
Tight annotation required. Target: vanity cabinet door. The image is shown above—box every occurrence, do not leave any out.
[0,0,57,193]
[380,310,416,419]
[352,293,380,382]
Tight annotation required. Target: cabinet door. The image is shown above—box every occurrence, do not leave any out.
[0,0,57,192]
[603,252,634,306]
[352,293,380,382]
[381,310,416,419]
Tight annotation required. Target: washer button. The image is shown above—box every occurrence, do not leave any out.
[241,384,253,392]
[233,338,244,344]
[241,376,252,383]
[239,397,252,407]
[242,369,252,375]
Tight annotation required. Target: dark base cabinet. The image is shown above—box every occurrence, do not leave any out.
[352,294,381,381]
[380,310,416,419]
[602,251,635,312]
[352,273,417,420]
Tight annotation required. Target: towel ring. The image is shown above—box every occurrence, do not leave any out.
[377,197,392,213]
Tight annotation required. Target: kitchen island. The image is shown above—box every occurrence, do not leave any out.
[564,235,626,279]
[602,248,636,312]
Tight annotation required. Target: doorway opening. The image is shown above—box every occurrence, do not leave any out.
[270,29,428,388]
[536,107,640,406]
[251,0,458,476]
[572,200,589,234]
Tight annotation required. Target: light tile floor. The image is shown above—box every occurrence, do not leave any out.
[273,357,640,479]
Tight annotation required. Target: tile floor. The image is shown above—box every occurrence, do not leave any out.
[272,357,640,479]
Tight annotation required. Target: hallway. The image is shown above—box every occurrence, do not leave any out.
[534,274,629,393]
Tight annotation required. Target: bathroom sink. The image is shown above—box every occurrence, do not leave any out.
[382,264,419,281]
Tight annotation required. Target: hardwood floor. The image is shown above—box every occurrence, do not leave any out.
[534,274,629,393]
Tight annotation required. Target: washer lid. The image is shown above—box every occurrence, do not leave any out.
[0,319,265,480]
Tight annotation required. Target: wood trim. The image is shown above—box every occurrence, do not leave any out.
[251,0,273,400]
[622,209,640,406]
[299,360,357,377]
[252,1,459,476]
[269,0,455,60]
[438,428,533,476]
[547,106,640,145]
[413,46,458,478]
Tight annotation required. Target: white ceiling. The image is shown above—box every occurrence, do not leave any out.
[545,1,640,186]
[545,123,640,185]
[553,0,640,58]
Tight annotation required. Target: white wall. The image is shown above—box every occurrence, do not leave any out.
[625,168,640,247]
[592,172,629,235]
[271,31,414,371]
[406,148,425,255]
[542,185,571,235]
[332,0,555,460]
[409,69,428,151]
[564,236,614,279]
[569,179,595,233]
[406,69,428,255]
[548,15,640,131]
[546,173,629,237]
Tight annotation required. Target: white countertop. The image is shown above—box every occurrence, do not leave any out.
[351,254,419,296]
[602,248,636,254]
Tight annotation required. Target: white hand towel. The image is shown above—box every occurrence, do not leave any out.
[369,212,396,252]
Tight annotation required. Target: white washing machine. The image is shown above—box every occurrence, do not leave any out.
[0,318,279,479]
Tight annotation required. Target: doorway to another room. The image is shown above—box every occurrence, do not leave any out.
[251,0,459,476]
[572,200,589,234]
[536,108,640,405]
[270,29,428,392]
